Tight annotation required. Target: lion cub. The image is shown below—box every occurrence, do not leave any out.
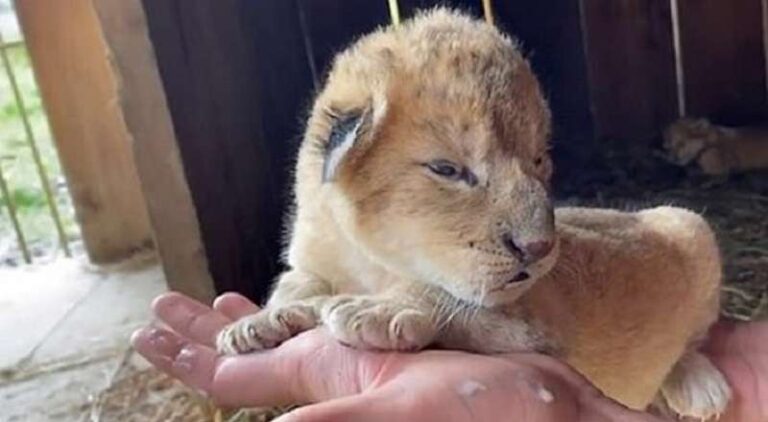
[217,9,730,419]
[664,117,768,175]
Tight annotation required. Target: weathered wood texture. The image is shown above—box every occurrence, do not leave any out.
[764,0,768,97]
[763,0,768,95]
[581,0,679,142]
[298,0,390,81]
[141,0,315,301]
[677,0,767,124]
[92,0,215,302]
[494,1,596,178]
[399,0,482,19]
[15,0,153,264]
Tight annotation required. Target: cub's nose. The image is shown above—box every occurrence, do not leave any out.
[523,240,554,264]
[501,233,554,265]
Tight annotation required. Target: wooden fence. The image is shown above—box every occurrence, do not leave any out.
[15,0,154,265]
[131,0,767,300]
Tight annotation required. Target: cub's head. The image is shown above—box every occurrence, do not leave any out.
[663,118,719,165]
[304,10,556,307]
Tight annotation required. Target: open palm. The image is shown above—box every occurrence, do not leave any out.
[132,292,767,422]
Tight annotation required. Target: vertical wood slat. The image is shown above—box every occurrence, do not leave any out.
[141,0,315,302]
[92,0,216,303]
[494,1,596,180]
[398,0,483,19]
[581,0,679,142]
[16,0,154,264]
[677,0,767,124]
[298,0,391,78]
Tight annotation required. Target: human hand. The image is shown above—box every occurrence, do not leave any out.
[132,292,767,421]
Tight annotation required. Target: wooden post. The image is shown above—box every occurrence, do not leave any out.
[15,0,154,264]
[91,0,216,302]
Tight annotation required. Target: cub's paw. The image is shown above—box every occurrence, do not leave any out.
[661,351,731,421]
[321,296,436,351]
[216,303,318,355]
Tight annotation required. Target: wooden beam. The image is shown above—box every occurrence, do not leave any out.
[90,0,215,302]
[15,0,153,264]
[581,0,679,142]
[677,0,767,124]
[141,0,315,302]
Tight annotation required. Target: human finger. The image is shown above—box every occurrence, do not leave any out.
[131,326,219,394]
[213,292,261,320]
[152,292,232,346]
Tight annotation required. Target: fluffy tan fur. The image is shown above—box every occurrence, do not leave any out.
[217,9,729,418]
[664,118,768,175]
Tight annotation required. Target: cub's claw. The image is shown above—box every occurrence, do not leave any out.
[216,303,318,355]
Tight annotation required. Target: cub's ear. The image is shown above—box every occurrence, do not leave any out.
[322,106,374,182]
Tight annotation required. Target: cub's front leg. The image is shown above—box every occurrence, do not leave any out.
[216,272,440,354]
[216,269,330,355]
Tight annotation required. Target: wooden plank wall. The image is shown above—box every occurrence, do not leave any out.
[677,0,767,124]
[140,0,315,301]
[493,1,596,179]
[138,0,768,300]
[15,0,154,264]
[580,0,679,142]
[298,0,390,81]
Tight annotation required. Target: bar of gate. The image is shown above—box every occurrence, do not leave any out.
[0,9,70,263]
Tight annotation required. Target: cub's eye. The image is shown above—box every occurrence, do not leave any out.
[424,160,479,186]
[426,160,462,180]
[534,154,548,167]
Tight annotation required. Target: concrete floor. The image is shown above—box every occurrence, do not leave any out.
[0,258,168,421]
